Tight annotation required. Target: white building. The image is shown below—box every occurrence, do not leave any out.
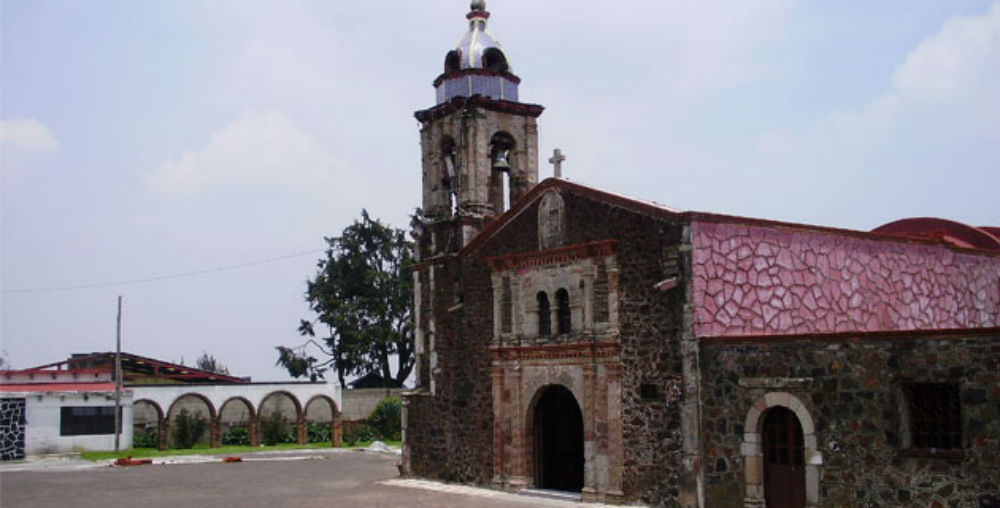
[1,381,133,458]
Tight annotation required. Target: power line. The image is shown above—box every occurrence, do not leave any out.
[3,248,324,294]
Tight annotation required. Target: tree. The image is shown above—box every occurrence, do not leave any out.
[276,209,414,388]
[195,351,230,375]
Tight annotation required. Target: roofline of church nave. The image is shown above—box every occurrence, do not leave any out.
[452,178,1000,260]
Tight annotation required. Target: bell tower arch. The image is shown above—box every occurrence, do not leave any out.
[414,0,544,256]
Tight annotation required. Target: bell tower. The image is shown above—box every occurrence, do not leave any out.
[414,0,544,256]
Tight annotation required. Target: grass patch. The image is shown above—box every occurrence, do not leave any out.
[80,440,402,461]
[80,443,324,461]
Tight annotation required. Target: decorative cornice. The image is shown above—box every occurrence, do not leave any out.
[414,94,544,122]
[490,341,620,362]
[485,239,617,272]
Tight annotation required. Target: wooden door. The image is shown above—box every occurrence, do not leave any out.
[763,407,806,508]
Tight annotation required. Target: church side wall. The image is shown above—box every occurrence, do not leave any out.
[699,333,1000,508]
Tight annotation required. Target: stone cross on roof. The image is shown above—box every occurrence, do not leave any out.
[548,148,566,178]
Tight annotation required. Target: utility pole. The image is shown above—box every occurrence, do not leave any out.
[114,295,123,453]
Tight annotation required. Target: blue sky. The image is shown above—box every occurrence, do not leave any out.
[2,1,998,381]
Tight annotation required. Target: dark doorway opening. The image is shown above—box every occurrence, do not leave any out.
[532,385,584,492]
[763,406,806,508]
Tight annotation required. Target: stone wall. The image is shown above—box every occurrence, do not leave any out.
[690,220,1000,338]
[1,398,26,461]
[699,332,1000,508]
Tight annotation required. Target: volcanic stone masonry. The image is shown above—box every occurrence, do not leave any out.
[1,398,26,461]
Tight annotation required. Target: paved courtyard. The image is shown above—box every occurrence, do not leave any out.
[0,449,625,508]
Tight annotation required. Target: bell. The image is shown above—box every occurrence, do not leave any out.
[491,150,511,171]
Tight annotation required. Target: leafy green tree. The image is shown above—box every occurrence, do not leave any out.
[195,351,230,375]
[276,209,414,388]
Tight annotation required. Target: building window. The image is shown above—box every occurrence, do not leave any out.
[537,291,551,336]
[60,406,119,436]
[556,288,571,334]
[903,383,961,450]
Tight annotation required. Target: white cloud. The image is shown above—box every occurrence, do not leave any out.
[147,110,355,196]
[0,117,59,173]
[748,3,1000,225]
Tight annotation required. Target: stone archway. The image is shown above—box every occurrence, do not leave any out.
[218,397,256,447]
[304,395,341,447]
[165,394,217,449]
[528,384,584,492]
[258,391,303,445]
[742,392,822,508]
[132,399,164,449]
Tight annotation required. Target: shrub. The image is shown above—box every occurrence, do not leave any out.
[222,427,250,446]
[134,428,158,448]
[260,410,296,445]
[172,409,207,449]
[368,397,401,441]
[343,422,375,446]
[307,422,331,443]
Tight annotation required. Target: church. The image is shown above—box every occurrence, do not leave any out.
[400,3,1000,507]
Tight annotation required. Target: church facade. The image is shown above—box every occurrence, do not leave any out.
[401,4,1000,507]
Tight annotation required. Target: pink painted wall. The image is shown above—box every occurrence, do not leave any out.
[690,220,1000,338]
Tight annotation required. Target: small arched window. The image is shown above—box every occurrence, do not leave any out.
[483,48,509,73]
[537,292,551,337]
[556,288,571,335]
[444,50,461,73]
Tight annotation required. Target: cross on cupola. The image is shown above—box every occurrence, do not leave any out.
[549,149,566,178]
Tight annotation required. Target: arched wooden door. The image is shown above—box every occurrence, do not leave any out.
[763,407,805,508]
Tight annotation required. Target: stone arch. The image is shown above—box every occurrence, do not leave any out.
[525,383,585,492]
[303,395,342,447]
[444,50,461,73]
[482,47,509,73]
[218,397,256,447]
[132,399,165,450]
[258,391,304,445]
[742,392,822,508]
[165,393,217,449]
[489,131,516,214]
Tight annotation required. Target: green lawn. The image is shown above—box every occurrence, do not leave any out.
[80,440,402,461]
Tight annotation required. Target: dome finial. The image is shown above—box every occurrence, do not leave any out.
[470,0,486,12]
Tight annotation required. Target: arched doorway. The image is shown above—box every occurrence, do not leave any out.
[532,385,584,492]
[762,406,805,508]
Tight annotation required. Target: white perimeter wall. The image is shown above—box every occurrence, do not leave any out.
[20,391,133,455]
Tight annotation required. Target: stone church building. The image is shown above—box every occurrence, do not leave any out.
[401,3,1000,507]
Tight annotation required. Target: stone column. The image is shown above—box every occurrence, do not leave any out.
[583,268,595,333]
[158,419,168,450]
[606,257,620,334]
[581,364,598,502]
[606,363,625,501]
[491,362,506,487]
[492,273,503,341]
[296,413,305,445]
[507,364,527,490]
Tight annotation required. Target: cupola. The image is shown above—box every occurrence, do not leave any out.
[434,1,520,104]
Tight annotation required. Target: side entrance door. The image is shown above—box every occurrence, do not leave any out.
[762,406,805,508]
